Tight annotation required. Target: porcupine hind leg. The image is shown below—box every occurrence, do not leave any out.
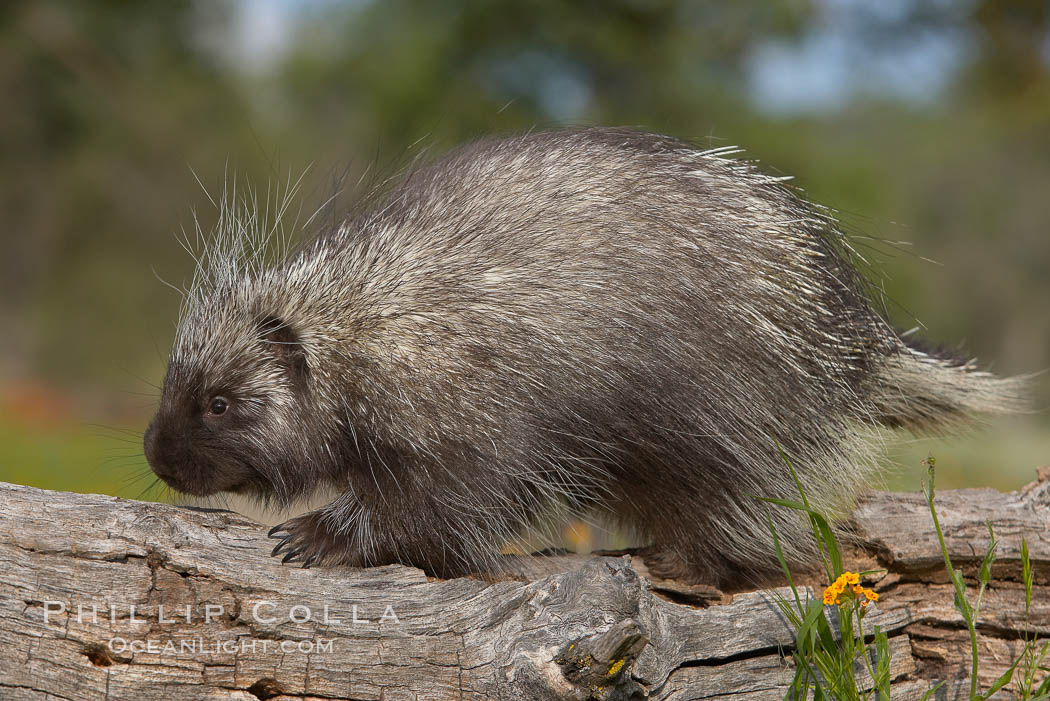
[638,540,788,590]
[625,475,804,589]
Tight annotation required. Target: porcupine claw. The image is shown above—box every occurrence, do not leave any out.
[269,521,315,568]
[269,521,295,558]
[282,549,304,564]
[270,537,292,558]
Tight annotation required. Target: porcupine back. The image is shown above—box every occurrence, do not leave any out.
[173,127,1028,584]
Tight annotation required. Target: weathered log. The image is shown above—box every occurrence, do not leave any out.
[0,469,1047,700]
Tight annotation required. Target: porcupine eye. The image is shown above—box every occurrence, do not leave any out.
[208,396,229,416]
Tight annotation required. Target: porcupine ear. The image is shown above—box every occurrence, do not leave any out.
[257,315,309,384]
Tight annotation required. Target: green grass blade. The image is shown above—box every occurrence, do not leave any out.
[766,513,804,614]
[920,681,946,700]
[752,495,808,512]
[874,625,891,697]
[753,494,841,578]
[795,598,827,648]
[978,521,997,591]
[982,655,1020,698]
[1022,536,1032,614]
[950,568,973,620]
[807,510,843,575]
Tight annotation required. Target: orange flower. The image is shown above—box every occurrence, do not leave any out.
[821,571,880,608]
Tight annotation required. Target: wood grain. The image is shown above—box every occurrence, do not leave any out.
[0,468,1046,699]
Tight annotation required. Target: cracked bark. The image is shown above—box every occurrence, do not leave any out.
[0,468,1047,700]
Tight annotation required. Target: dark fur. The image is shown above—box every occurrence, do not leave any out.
[144,128,1025,586]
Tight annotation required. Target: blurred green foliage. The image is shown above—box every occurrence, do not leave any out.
[0,0,1046,499]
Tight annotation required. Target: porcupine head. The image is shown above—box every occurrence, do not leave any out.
[141,172,498,579]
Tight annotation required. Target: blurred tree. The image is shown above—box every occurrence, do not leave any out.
[0,0,265,392]
[972,0,1049,95]
[270,0,1050,381]
[0,0,1047,495]
[275,0,817,155]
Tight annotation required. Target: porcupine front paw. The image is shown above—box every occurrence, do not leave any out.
[268,510,363,569]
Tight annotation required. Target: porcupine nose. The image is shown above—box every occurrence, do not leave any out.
[143,420,176,482]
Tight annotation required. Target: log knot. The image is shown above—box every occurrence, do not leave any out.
[556,618,650,700]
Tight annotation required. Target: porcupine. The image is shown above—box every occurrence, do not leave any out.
[143,127,1027,586]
